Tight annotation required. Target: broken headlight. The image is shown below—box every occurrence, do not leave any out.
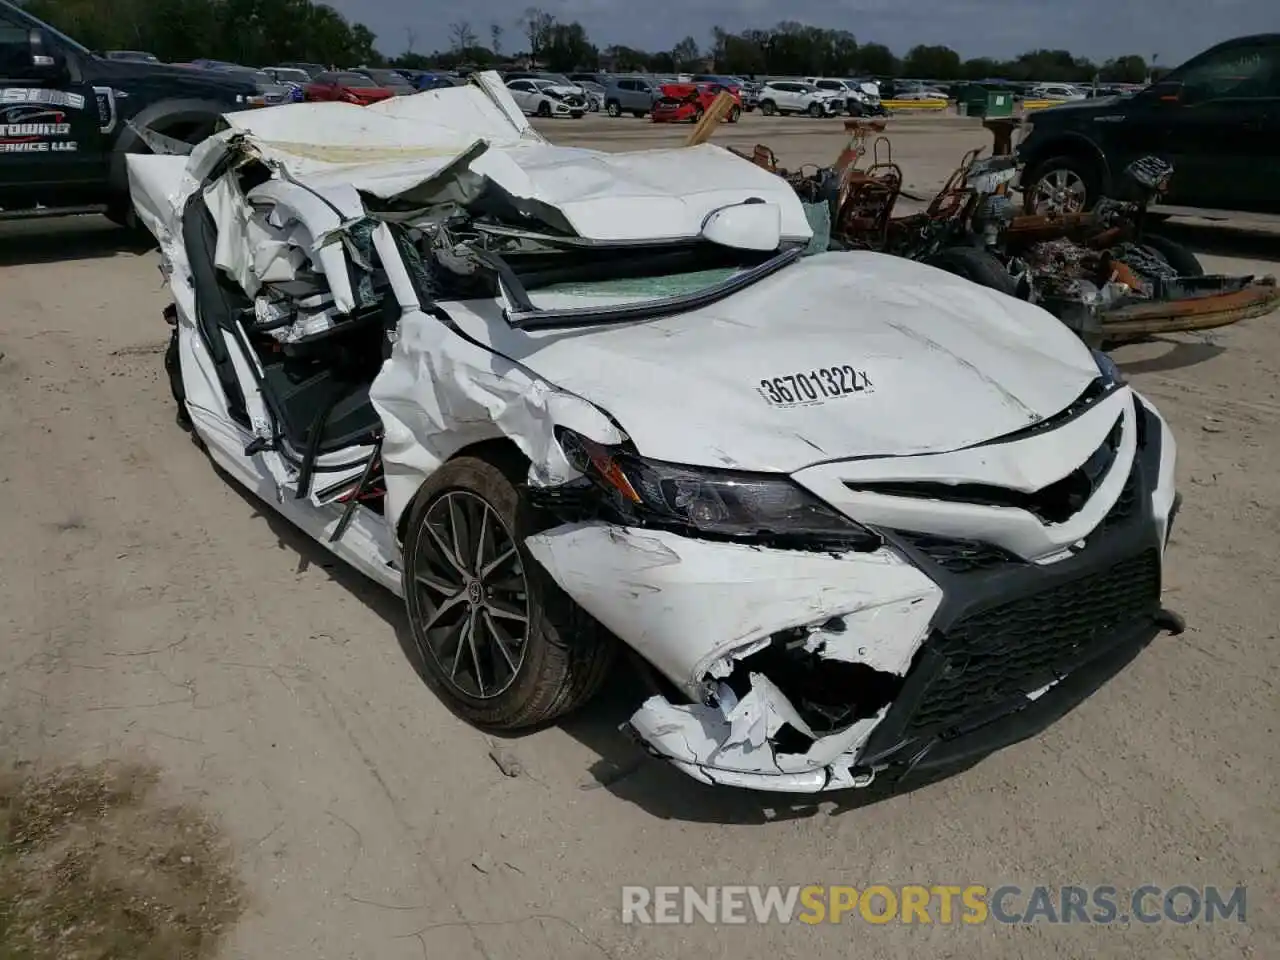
[556,428,880,549]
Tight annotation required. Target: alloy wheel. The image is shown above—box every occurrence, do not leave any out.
[409,490,529,699]
[1032,168,1088,213]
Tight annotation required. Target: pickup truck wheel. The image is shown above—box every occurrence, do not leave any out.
[106,116,216,232]
[760,99,777,116]
[104,199,139,230]
[606,100,621,117]
[808,101,824,118]
[1141,234,1205,277]
[401,454,615,730]
[925,246,1018,296]
[1023,155,1099,214]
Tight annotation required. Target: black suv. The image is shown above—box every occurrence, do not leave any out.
[1018,34,1280,215]
[0,0,257,224]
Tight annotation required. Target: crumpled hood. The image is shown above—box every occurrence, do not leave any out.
[456,252,1100,473]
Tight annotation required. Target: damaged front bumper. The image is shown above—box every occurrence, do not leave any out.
[528,397,1182,793]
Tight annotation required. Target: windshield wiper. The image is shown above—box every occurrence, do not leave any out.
[493,245,805,331]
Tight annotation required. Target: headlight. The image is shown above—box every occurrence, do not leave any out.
[1091,349,1127,386]
[556,429,881,549]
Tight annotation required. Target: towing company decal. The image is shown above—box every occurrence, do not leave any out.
[0,100,80,153]
[0,88,86,110]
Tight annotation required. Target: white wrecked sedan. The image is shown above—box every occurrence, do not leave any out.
[128,73,1184,793]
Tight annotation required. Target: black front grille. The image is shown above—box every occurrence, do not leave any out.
[905,549,1161,736]
[895,530,1023,573]
[1098,458,1140,533]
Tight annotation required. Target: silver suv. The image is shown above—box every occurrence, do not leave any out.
[603,76,659,117]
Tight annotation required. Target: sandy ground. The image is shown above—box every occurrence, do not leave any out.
[0,113,1277,959]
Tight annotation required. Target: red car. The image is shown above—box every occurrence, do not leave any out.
[303,71,394,105]
[650,82,742,124]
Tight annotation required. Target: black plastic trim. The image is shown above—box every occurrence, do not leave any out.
[858,400,1170,773]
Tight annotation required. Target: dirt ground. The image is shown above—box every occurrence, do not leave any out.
[0,113,1276,959]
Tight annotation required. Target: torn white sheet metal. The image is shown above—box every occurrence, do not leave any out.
[802,596,939,676]
[368,310,626,535]
[126,153,188,246]
[444,251,1099,473]
[524,522,940,692]
[195,72,812,244]
[629,688,889,793]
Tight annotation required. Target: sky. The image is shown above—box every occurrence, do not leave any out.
[328,0,1276,65]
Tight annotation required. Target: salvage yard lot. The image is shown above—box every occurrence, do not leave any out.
[0,113,1276,959]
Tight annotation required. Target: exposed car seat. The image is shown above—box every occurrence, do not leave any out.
[181,188,383,493]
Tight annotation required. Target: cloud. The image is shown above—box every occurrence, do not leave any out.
[326,0,1277,65]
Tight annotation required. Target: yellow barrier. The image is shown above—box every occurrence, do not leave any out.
[882,98,949,110]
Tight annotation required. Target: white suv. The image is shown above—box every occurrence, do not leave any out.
[807,77,884,116]
[1028,83,1087,101]
[504,78,587,118]
[757,81,842,117]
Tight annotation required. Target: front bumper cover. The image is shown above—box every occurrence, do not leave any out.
[532,398,1180,793]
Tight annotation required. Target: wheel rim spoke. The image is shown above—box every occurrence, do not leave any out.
[414,569,458,595]
[424,590,467,631]
[474,507,489,572]
[449,615,470,679]
[446,494,475,575]
[428,520,468,578]
[480,545,517,581]
[483,610,520,674]
[486,597,528,623]
[466,610,486,696]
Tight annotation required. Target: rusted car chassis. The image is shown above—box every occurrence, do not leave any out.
[733,120,1279,346]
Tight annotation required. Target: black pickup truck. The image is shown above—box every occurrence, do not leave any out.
[0,0,257,224]
[1018,34,1280,216]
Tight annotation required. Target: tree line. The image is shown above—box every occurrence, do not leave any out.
[23,0,1155,84]
[23,0,379,67]
[423,12,1153,83]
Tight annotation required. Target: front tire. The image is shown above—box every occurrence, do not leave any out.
[401,454,614,730]
[606,100,621,117]
[728,106,741,123]
[808,101,823,118]
[535,101,551,118]
[760,99,777,116]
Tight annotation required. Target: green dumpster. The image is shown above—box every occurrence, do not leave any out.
[965,88,1013,119]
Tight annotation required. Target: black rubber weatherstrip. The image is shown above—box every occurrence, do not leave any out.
[504,245,805,331]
